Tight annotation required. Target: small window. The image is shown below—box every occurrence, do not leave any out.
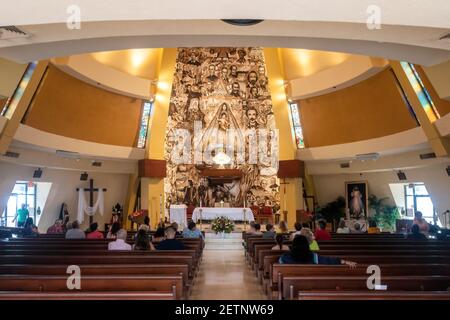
[1,62,38,118]
[404,183,435,224]
[288,102,305,149]
[137,100,154,149]
[400,62,440,122]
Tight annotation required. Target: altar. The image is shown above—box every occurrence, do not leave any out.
[192,207,255,223]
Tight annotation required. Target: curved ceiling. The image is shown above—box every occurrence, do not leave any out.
[0,1,449,65]
[90,49,161,80]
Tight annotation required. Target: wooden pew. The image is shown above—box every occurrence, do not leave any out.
[0,274,184,299]
[282,276,450,300]
[271,264,450,299]
[0,291,177,300]
[0,263,190,294]
[297,291,450,300]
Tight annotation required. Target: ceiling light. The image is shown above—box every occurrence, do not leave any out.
[213,151,231,166]
[222,19,264,26]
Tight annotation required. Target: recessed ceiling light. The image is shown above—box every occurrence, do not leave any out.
[221,19,264,26]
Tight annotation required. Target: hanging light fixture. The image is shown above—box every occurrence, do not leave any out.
[213,151,231,168]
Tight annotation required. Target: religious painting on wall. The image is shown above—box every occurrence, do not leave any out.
[345,181,368,219]
[164,47,279,211]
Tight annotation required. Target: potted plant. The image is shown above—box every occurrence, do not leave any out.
[315,196,346,229]
[211,216,235,237]
[368,195,401,232]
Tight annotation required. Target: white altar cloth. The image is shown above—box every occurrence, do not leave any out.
[169,204,187,227]
[192,207,255,222]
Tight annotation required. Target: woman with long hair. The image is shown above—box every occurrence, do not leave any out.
[279,235,356,267]
[271,234,289,251]
[133,229,155,251]
[106,222,121,239]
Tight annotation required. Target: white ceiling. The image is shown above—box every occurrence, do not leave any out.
[0,1,449,65]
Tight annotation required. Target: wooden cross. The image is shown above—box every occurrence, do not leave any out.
[279,178,290,222]
[76,179,107,224]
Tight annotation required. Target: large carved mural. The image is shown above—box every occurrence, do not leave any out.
[164,48,279,212]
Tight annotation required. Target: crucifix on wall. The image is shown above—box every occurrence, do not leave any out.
[279,178,290,222]
[76,179,107,224]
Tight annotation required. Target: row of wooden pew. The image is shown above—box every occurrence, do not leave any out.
[242,232,450,300]
[0,236,204,300]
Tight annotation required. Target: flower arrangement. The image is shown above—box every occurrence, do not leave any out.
[211,216,235,234]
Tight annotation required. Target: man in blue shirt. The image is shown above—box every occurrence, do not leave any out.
[156,226,185,250]
[182,221,204,239]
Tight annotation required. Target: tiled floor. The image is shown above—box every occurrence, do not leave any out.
[190,249,266,300]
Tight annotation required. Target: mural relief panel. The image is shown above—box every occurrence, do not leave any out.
[164,47,279,212]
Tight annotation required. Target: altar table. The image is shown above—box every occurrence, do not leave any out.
[192,207,255,222]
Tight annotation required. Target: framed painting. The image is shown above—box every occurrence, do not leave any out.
[345,181,368,219]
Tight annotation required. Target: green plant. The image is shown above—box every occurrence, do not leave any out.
[211,216,234,234]
[316,196,346,224]
[368,195,401,231]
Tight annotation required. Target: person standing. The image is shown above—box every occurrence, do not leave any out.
[13,204,29,227]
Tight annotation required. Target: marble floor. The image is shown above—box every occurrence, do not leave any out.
[190,249,266,300]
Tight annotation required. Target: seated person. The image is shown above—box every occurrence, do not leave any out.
[152,227,166,243]
[300,228,320,251]
[262,223,276,239]
[133,229,155,250]
[23,218,38,237]
[278,221,289,233]
[106,222,121,239]
[156,227,185,250]
[182,221,204,239]
[367,220,381,234]
[246,221,257,234]
[171,222,182,236]
[336,220,350,234]
[86,222,104,239]
[314,220,331,241]
[108,229,131,251]
[279,235,356,267]
[252,223,263,235]
[272,234,290,251]
[47,219,64,234]
[65,220,86,239]
[290,222,303,240]
[406,224,427,240]
[413,211,430,233]
[351,222,364,234]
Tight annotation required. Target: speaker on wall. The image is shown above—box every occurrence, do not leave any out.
[80,172,88,181]
[397,171,407,181]
[33,168,43,178]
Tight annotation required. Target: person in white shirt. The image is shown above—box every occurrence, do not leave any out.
[336,219,350,234]
[65,221,86,239]
[108,229,132,251]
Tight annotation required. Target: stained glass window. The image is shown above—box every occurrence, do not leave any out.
[137,100,153,149]
[400,61,440,122]
[1,61,38,118]
[289,102,305,149]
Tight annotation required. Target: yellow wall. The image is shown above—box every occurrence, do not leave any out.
[0,58,27,98]
[264,48,297,160]
[23,64,143,147]
[139,49,177,227]
[299,68,418,147]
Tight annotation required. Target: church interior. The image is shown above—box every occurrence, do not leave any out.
[0,1,450,302]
